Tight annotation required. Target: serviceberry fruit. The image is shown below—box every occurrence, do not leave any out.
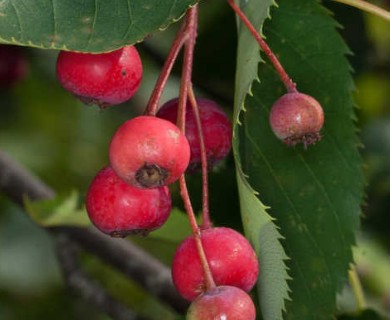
[172,227,258,301]
[56,45,142,107]
[0,45,27,88]
[157,98,232,172]
[187,286,256,320]
[269,92,324,148]
[86,166,171,237]
[109,116,190,188]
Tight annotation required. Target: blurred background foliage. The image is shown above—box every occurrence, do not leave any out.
[0,1,389,319]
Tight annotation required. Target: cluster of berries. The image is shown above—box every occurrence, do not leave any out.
[56,45,259,318]
[0,39,325,318]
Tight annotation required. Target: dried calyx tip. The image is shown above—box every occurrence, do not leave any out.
[135,163,169,188]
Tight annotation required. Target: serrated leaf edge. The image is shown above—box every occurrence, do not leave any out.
[0,1,198,52]
[232,0,292,318]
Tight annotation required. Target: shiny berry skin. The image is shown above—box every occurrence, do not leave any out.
[187,286,256,320]
[86,166,171,237]
[157,98,232,172]
[0,45,27,88]
[172,227,259,301]
[109,116,190,188]
[56,45,142,107]
[269,92,324,148]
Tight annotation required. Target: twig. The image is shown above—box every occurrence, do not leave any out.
[56,234,147,320]
[332,0,390,21]
[348,264,367,311]
[0,150,55,202]
[52,226,189,313]
[0,149,188,314]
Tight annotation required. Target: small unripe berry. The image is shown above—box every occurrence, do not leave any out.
[86,166,171,237]
[109,116,190,188]
[56,45,142,107]
[187,286,256,320]
[0,45,27,88]
[172,227,259,301]
[269,92,324,148]
[157,98,232,172]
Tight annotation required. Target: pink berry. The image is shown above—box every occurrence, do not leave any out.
[157,98,232,172]
[172,227,259,301]
[109,116,190,188]
[56,45,142,107]
[86,166,171,237]
[269,92,324,148]
[0,45,27,88]
[187,286,256,320]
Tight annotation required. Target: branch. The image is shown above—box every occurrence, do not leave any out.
[56,234,147,320]
[52,226,189,313]
[0,149,188,314]
[0,149,55,202]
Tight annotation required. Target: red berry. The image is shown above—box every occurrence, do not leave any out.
[269,92,324,148]
[109,116,190,188]
[56,45,142,107]
[0,45,27,88]
[157,98,232,172]
[187,286,256,320]
[86,166,171,237]
[172,227,259,301]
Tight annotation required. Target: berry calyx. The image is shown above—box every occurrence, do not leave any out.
[56,45,142,107]
[109,116,190,188]
[86,166,172,237]
[0,45,27,88]
[269,92,324,148]
[157,98,232,172]
[171,227,259,301]
[187,286,256,320]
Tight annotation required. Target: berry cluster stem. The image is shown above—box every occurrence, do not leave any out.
[176,5,216,292]
[143,3,216,293]
[145,21,188,116]
[226,0,297,93]
[187,85,211,229]
[176,6,198,131]
[179,175,216,291]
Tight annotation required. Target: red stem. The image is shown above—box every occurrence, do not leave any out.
[176,7,197,130]
[227,0,297,93]
[144,23,188,116]
[179,175,216,291]
[177,5,216,292]
[187,85,211,229]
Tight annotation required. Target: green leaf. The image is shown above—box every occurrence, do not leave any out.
[233,1,291,320]
[24,191,90,227]
[237,0,364,319]
[0,0,197,52]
